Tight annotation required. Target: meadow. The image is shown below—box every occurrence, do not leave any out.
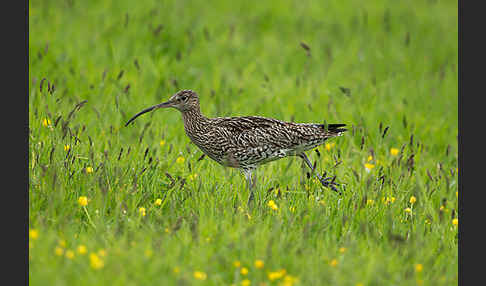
[28,0,458,285]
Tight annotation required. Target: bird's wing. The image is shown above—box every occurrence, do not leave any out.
[212,116,285,133]
[213,116,335,149]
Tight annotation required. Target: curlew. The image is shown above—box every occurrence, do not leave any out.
[125,90,347,204]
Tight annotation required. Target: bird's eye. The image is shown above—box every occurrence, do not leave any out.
[180,95,187,101]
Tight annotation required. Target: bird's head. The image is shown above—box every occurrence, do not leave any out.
[166,90,200,112]
[125,90,200,126]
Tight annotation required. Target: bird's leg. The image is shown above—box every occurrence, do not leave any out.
[298,153,340,193]
[242,168,256,206]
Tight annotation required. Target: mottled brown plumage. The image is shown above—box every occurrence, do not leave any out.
[126,90,347,204]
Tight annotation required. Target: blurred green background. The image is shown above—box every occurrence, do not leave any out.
[29,0,457,285]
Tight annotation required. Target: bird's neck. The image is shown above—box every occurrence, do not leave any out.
[181,107,210,133]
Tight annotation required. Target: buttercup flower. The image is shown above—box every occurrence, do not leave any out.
[77,245,87,255]
[89,253,104,269]
[42,118,52,127]
[267,200,278,211]
[176,156,185,164]
[268,269,286,281]
[65,250,75,259]
[364,163,375,172]
[55,246,64,256]
[255,260,264,269]
[325,142,335,151]
[78,196,88,207]
[329,259,338,267]
[29,229,39,240]
[193,271,207,280]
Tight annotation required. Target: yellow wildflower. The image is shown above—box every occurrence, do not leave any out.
[364,163,375,171]
[366,199,374,206]
[54,246,64,256]
[58,239,66,248]
[160,140,166,147]
[78,196,88,207]
[283,275,298,286]
[139,207,146,216]
[65,250,75,259]
[405,207,412,214]
[86,166,94,174]
[384,196,395,205]
[356,283,364,286]
[267,200,278,211]
[241,279,251,286]
[410,196,417,204]
[173,267,180,274]
[89,253,104,269]
[325,142,335,151]
[439,205,445,211]
[339,247,347,253]
[289,206,296,213]
[367,155,373,162]
[268,269,286,281]
[29,229,39,240]
[176,156,185,164]
[155,198,162,206]
[234,260,241,268]
[390,148,399,156]
[456,191,458,198]
[329,259,338,267]
[42,118,52,127]
[189,173,198,181]
[193,271,207,280]
[415,264,423,273]
[64,145,70,152]
[254,260,264,269]
[77,245,87,255]
[241,267,249,275]
[452,218,458,226]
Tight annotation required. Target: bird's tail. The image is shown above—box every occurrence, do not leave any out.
[323,123,348,136]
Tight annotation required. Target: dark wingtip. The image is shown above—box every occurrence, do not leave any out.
[328,123,347,129]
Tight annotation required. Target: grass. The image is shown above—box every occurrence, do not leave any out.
[29,0,458,285]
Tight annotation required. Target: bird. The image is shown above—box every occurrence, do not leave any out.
[125,89,347,205]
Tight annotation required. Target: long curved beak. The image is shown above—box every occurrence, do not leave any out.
[124,100,174,127]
